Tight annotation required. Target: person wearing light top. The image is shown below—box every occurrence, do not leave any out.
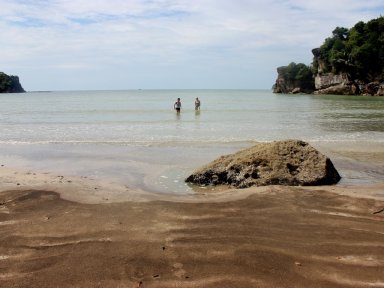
[174,98,181,113]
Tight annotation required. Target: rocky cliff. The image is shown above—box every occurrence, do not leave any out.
[272,68,303,94]
[274,54,384,96]
[312,49,384,95]
[0,72,25,93]
[274,17,384,96]
[272,63,314,94]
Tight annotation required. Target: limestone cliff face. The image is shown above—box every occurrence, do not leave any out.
[311,48,356,95]
[313,73,360,95]
[272,68,298,94]
[313,71,384,95]
[312,74,384,96]
[311,49,383,96]
[272,69,298,94]
[272,64,315,94]
[273,44,383,96]
[314,73,349,90]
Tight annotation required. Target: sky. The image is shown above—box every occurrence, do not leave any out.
[0,0,383,91]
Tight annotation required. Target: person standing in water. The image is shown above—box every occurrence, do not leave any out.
[174,98,182,113]
[195,97,201,110]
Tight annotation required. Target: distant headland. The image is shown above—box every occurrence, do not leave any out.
[0,72,25,93]
[273,16,384,96]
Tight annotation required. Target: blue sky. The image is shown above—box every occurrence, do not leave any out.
[1,0,383,91]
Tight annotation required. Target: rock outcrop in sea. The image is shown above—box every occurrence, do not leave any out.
[272,63,315,94]
[273,54,384,96]
[273,16,384,96]
[0,72,25,93]
[185,140,341,188]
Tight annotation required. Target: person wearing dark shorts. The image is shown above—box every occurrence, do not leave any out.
[195,97,201,110]
[174,98,181,113]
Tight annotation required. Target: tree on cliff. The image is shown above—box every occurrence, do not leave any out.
[347,17,384,81]
[0,72,25,93]
[312,16,384,82]
[280,62,313,88]
[311,27,350,75]
[274,16,384,95]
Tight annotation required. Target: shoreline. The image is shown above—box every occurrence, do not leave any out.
[1,165,384,204]
[0,139,384,195]
[0,138,384,204]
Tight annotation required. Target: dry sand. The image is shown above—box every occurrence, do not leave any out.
[1,167,384,288]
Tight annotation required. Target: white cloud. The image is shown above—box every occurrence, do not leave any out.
[0,0,383,90]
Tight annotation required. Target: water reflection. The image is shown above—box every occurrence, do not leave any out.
[309,95,384,133]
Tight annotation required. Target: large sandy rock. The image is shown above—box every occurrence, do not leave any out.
[185,140,341,188]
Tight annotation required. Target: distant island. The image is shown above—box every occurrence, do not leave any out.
[0,72,25,93]
[273,16,384,96]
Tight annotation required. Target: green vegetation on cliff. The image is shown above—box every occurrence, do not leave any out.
[312,16,384,82]
[274,16,384,94]
[0,72,25,93]
[276,62,314,92]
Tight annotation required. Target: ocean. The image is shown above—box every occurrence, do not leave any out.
[1,89,383,194]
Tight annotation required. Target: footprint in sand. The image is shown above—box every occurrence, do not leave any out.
[172,262,186,278]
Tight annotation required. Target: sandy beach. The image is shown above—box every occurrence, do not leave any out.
[1,162,384,288]
[2,3,384,286]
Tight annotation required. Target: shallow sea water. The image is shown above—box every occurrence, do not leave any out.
[0,90,383,194]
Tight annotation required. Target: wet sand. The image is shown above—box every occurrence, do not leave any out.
[1,166,384,288]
